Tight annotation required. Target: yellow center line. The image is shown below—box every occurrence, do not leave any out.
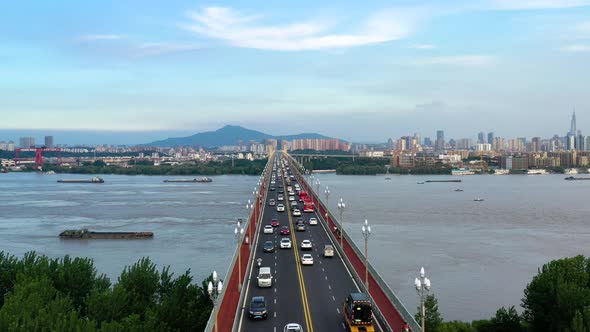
[282,158,314,332]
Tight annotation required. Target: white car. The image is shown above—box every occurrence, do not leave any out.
[288,196,295,201]
[301,254,314,265]
[277,195,284,201]
[284,323,304,332]
[264,225,274,234]
[308,218,318,225]
[300,239,312,250]
[280,238,292,249]
[277,204,285,212]
[292,209,301,217]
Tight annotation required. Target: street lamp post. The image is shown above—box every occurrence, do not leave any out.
[414,267,432,332]
[246,200,254,247]
[234,221,244,292]
[361,219,371,291]
[324,186,330,223]
[208,271,224,332]
[337,198,346,248]
[252,188,259,219]
[314,178,320,209]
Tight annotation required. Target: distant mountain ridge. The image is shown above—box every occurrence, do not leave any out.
[144,125,335,147]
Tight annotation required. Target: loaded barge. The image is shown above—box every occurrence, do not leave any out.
[163,177,212,183]
[425,179,462,183]
[59,229,153,239]
[565,176,590,181]
[58,176,104,183]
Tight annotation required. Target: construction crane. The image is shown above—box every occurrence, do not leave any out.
[15,147,62,167]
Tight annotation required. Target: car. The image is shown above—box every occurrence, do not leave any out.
[288,196,295,201]
[308,217,318,225]
[277,204,285,212]
[263,240,275,253]
[277,195,284,201]
[248,296,268,319]
[271,219,280,227]
[292,209,301,217]
[264,225,273,234]
[278,189,284,194]
[296,222,306,232]
[270,187,276,191]
[280,226,290,235]
[271,180,276,185]
[280,238,292,249]
[278,185,283,188]
[324,245,334,257]
[301,239,312,250]
[290,203,299,211]
[268,199,276,206]
[301,254,314,265]
[284,323,304,332]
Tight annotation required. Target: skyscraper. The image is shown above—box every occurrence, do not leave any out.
[571,111,577,136]
[435,130,445,152]
[19,137,35,148]
[44,136,54,148]
[477,132,486,144]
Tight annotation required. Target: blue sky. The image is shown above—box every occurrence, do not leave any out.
[1,0,590,144]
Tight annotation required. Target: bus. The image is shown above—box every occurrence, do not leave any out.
[303,197,314,213]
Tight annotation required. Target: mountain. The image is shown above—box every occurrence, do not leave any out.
[143,125,334,147]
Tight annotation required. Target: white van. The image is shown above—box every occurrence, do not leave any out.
[257,267,273,287]
[324,245,334,257]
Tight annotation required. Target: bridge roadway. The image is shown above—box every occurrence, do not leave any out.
[237,154,383,332]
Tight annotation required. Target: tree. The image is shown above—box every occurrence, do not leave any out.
[416,294,443,332]
[522,255,590,332]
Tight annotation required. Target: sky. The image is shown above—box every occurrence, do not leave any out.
[1,0,590,144]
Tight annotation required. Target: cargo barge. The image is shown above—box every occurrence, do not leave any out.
[565,176,590,181]
[59,229,153,239]
[163,177,212,183]
[425,179,462,183]
[57,176,104,183]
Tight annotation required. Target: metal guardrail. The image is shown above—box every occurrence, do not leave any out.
[288,155,421,332]
[204,159,273,332]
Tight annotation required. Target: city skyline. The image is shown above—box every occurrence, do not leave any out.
[1,1,589,141]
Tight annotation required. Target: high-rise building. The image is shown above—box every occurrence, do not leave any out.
[570,111,577,136]
[435,130,445,152]
[19,137,35,148]
[0,141,6,150]
[44,136,54,148]
[487,132,495,145]
[423,137,432,147]
[387,138,394,149]
[477,132,486,144]
[7,141,15,151]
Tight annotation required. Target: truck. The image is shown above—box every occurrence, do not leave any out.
[343,293,375,332]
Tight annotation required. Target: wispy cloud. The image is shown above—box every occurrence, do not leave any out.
[559,44,590,52]
[78,34,125,41]
[408,55,498,67]
[131,43,203,58]
[409,44,437,49]
[181,6,424,51]
[489,0,590,10]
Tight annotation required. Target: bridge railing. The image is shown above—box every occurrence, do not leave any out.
[288,155,421,332]
[204,157,273,332]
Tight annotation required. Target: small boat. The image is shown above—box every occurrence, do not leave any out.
[565,176,590,181]
[163,177,212,183]
[454,189,464,192]
[474,197,484,202]
[59,229,153,239]
[385,177,391,180]
[417,182,425,184]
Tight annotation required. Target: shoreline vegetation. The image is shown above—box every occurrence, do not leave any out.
[0,251,212,331]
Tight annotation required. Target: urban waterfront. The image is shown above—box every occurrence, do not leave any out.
[1,172,589,322]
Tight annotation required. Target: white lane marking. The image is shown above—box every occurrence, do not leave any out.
[274,288,277,293]
[274,312,277,318]
[274,327,277,332]
[328,284,331,290]
[336,308,340,314]
[274,298,277,304]
[332,295,336,301]
[325,276,328,281]
[321,267,325,272]
[342,322,346,329]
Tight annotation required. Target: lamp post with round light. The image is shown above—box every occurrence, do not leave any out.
[208,270,224,332]
[337,198,346,248]
[246,200,254,247]
[361,219,371,291]
[234,221,244,292]
[324,186,330,223]
[414,267,432,332]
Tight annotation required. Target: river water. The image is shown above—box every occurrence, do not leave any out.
[0,172,588,321]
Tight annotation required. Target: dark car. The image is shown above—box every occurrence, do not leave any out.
[290,204,299,211]
[248,296,268,319]
[263,241,275,253]
[271,218,280,227]
[280,226,290,235]
[278,189,284,194]
[270,187,276,191]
